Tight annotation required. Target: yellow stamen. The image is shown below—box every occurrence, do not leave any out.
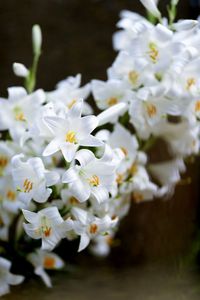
[148,42,159,63]
[129,71,139,86]
[120,147,128,157]
[65,131,77,144]
[15,112,26,121]
[186,78,196,90]
[6,190,16,201]
[133,192,144,203]
[116,173,124,185]
[129,163,138,176]
[43,256,56,269]
[195,101,200,112]
[69,196,79,205]
[67,99,77,109]
[0,156,8,175]
[89,223,98,234]
[107,97,118,106]
[88,175,100,187]
[146,103,157,118]
[23,179,33,193]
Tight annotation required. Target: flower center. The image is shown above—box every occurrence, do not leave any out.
[107,97,118,107]
[43,256,56,269]
[186,77,196,90]
[146,103,157,118]
[129,163,138,176]
[23,179,33,193]
[69,196,79,205]
[128,71,139,86]
[133,192,144,203]
[195,101,200,112]
[89,223,98,234]
[116,173,124,184]
[67,99,77,109]
[148,42,159,63]
[13,107,26,122]
[65,131,77,144]
[6,190,16,201]
[88,175,100,187]
[41,216,52,237]
[0,156,8,175]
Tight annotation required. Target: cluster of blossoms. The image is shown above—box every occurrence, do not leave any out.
[0,0,200,295]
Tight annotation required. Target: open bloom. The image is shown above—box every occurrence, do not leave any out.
[0,87,45,142]
[0,257,24,297]
[62,147,117,203]
[67,207,118,252]
[28,249,64,287]
[11,154,59,205]
[22,207,67,251]
[43,100,103,162]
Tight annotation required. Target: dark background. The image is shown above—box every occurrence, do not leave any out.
[0,0,197,95]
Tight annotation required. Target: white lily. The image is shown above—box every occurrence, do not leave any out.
[47,74,92,115]
[11,154,60,206]
[22,207,67,251]
[28,249,64,287]
[62,147,117,203]
[0,87,45,142]
[92,79,133,110]
[68,207,118,252]
[43,100,103,162]
[0,257,24,297]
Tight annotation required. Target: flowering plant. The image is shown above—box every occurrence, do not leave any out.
[0,0,200,295]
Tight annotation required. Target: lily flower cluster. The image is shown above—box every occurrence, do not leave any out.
[0,0,200,295]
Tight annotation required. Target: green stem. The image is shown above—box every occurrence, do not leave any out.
[25,51,41,93]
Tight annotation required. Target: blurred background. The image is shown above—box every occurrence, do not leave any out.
[2,1,200,299]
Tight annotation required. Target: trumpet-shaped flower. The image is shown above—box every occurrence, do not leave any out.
[0,87,45,142]
[0,257,24,297]
[62,147,117,203]
[22,207,67,250]
[68,207,118,252]
[92,79,133,110]
[28,249,64,287]
[11,155,60,206]
[43,100,103,162]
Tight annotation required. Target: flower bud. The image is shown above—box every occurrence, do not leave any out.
[13,63,29,78]
[139,0,161,18]
[32,24,42,55]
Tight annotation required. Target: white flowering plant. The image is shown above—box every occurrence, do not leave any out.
[0,0,200,295]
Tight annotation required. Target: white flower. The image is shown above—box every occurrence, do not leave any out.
[68,207,118,252]
[11,154,59,205]
[43,100,103,162]
[13,63,29,78]
[0,87,45,141]
[62,147,117,203]
[28,249,64,287]
[22,207,67,251]
[92,79,133,110]
[139,0,161,18]
[47,74,92,115]
[0,257,24,297]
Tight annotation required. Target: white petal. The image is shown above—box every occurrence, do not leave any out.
[43,139,60,157]
[69,180,91,202]
[97,103,127,126]
[22,209,38,223]
[33,186,52,203]
[78,116,99,137]
[45,171,60,186]
[62,168,79,184]
[92,187,109,203]
[78,233,90,252]
[69,100,83,118]
[80,135,104,147]
[8,87,27,102]
[7,274,24,285]
[35,266,52,288]
[71,207,88,224]
[75,149,95,167]
[23,223,41,239]
[60,143,78,162]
